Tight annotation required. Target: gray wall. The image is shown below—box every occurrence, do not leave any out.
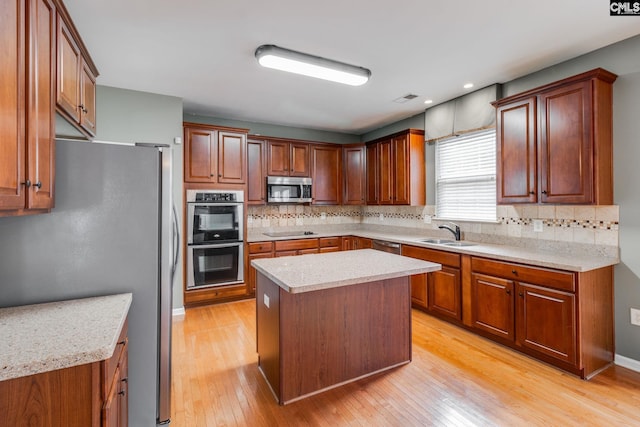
[96,86,185,309]
[184,113,361,144]
[361,113,425,142]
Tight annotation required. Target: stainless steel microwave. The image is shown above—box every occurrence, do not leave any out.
[267,176,312,203]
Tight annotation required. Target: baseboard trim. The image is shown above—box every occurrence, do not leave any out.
[615,354,640,373]
[172,307,186,316]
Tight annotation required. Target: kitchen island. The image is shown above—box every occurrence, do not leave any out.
[251,249,441,404]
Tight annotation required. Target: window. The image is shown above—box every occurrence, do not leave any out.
[435,129,496,222]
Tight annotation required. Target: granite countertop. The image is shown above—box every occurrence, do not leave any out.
[251,249,441,293]
[247,228,619,272]
[0,293,132,382]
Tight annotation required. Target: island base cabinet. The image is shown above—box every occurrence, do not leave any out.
[256,272,411,404]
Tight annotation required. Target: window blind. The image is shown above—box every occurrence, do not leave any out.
[435,129,496,221]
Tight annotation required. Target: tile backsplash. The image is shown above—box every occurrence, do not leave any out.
[247,204,619,253]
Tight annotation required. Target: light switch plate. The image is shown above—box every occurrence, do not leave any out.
[423,215,432,224]
[264,294,270,308]
[631,308,640,326]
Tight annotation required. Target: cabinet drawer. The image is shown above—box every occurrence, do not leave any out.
[401,245,461,268]
[319,237,341,248]
[471,257,575,292]
[248,241,274,254]
[102,318,128,390]
[275,239,318,251]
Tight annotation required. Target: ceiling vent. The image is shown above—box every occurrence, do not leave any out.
[393,94,419,103]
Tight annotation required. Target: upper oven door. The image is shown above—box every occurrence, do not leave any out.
[187,202,243,244]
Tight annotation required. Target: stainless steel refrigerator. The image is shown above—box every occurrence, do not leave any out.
[0,139,178,426]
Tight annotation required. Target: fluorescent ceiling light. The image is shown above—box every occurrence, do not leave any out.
[424,99,433,104]
[464,83,474,89]
[255,44,371,86]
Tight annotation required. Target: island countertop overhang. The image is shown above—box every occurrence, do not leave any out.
[251,249,441,294]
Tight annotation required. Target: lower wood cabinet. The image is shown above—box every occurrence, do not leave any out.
[247,241,275,296]
[401,245,462,323]
[342,236,373,250]
[0,318,129,426]
[470,257,611,378]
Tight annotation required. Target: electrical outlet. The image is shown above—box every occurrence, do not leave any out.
[320,212,327,220]
[264,294,270,308]
[247,215,253,224]
[631,308,640,326]
[423,215,432,224]
[379,213,384,221]
[533,219,544,233]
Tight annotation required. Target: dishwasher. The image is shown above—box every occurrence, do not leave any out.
[372,239,401,255]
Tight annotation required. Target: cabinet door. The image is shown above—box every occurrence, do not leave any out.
[103,366,121,427]
[356,237,373,249]
[79,61,96,136]
[516,282,576,365]
[471,273,515,342]
[248,252,272,294]
[247,139,266,205]
[119,347,129,427]
[342,236,355,250]
[378,139,393,205]
[428,267,461,321]
[343,145,366,205]
[217,131,246,184]
[392,135,409,205]
[410,273,428,310]
[365,143,378,205]
[539,81,593,204]
[289,143,310,177]
[184,127,215,182]
[496,97,537,204]
[311,144,341,205]
[26,0,56,210]
[0,0,26,210]
[56,14,80,122]
[267,141,288,176]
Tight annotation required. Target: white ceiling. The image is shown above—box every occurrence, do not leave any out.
[64,0,640,135]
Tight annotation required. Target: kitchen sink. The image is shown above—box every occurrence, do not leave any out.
[419,238,454,244]
[418,238,476,247]
[442,241,477,247]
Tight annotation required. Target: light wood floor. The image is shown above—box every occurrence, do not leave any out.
[171,299,640,426]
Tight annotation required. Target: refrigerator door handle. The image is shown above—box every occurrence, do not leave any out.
[171,204,180,280]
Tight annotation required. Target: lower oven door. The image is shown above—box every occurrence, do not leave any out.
[187,242,244,289]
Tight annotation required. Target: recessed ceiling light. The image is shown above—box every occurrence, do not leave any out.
[424,99,433,104]
[463,83,474,89]
[254,44,371,86]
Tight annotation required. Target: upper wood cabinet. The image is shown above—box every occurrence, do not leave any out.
[1,0,56,215]
[343,144,366,205]
[247,138,267,205]
[55,0,98,137]
[183,122,248,185]
[267,139,310,177]
[365,129,425,206]
[310,143,342,205]
[494,68,617,205]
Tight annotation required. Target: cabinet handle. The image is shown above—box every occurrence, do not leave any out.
[121,377,128,383]
[511,269,517,275]
[542,190,548,194]
[519,292,524,297]
[33,181,42,189]
[118,390,126,396]
[506,289,511,295]
[21,180,32,188]
[118,340,126,345]
[218,174,222,177]
[529,191,535,195]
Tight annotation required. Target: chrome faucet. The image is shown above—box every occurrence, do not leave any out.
[439,222,461,241]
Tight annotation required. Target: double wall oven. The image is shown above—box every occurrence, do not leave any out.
[186,190,244,289]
